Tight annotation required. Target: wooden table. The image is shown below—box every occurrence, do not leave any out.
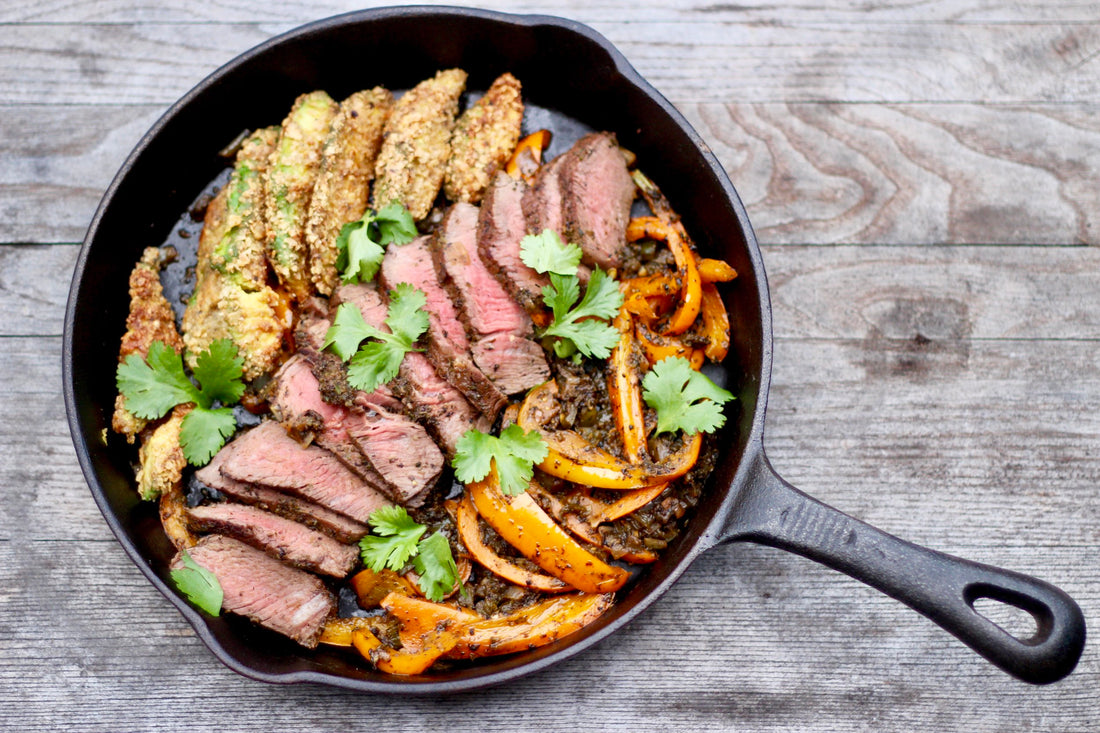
[3,1,1097,730]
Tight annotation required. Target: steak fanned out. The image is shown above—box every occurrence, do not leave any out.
[433,203,549,394]
[187,502,359,578]
[334,283,489,455]
[380,235,505,420]
[270,355,443,507]
[478,173,548,317]
[522,155,565,241]
[212,421,391,523]
[194,453,368,543]
[557,132,635,269]
[173,535,335,648]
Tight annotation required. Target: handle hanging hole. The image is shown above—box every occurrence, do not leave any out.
[971,596,1040,641]
[964,583,1052,644]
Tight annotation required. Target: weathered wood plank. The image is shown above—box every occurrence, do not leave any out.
[5,102,1100,245]
[0,538,1094,731]
[3,21,1100,105]
[2,0,1097,25]
[0,245,79,335]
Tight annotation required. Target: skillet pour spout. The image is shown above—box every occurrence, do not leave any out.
[710,450,1086,685]
[64,6,1086,692]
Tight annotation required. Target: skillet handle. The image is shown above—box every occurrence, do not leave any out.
[719,452,1085,684]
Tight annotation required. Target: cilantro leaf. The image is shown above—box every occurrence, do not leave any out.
[375,202,418,246]
[323,303,382,361]
[359,506,426,573]
[179,406,239,466]
[190,338,245,407]
[642,356,734,435]
[325,286,429,393]
[452,424,549,496]
[336,203,418,284]
[341,221,386,284]
[412,532,461,602]
[542,267,624,361]
[116,341,200,419]
[520,229,583,275]
[170,550,223,616]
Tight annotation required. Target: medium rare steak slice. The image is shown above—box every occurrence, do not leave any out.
[557,132,635,269]
[380,235,505,419]
[195,457,367,543]
[433,203,548,394]
[470,333,550,395]
[522,155,565,240]
[334,283,488,455]
[214,421,391,523]
[173,535,335,648]
[269,355,443,507]
[478,172,548,317]
[187,502,359,578]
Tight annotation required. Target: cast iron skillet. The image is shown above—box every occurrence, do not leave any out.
[63,6,1086,692]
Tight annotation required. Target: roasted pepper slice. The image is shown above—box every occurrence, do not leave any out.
[506,129,552,182]
[700,282,731,362]
[466,472,629,594]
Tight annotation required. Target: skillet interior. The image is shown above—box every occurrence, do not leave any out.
[64,6,771,692]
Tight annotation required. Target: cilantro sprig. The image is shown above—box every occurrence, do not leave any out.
[335,202,418,283]
[116,339,245,466]
[358,506,461,602]
[642,356,734,435]
[170,550,223,616]
[323,283,429,393]
[520,229,623,361]
[452,424,549,496]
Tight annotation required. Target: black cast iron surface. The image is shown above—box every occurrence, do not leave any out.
[63,6,1085,692]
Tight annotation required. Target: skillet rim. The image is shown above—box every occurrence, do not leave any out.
[62,4,774,694]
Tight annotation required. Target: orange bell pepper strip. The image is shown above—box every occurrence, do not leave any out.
[626,216,702,335]
[449,495,572,593]
[700,282,730,363]
[528,484,659,564]
[526,484,605,546]
[319,616,385,647]
[594,483,668,523]
[698,258,738,283]
[506,129,552,182]
[608,309,647,463]
[449,592,614,657]
[351,627,457,675]
[350,568,418,608]
[634,319,695,367]
[519,380,702,488]
[466,472,629,594]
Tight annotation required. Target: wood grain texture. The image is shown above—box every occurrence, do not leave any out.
[3,21,1100,105]
[3,2,1099,731]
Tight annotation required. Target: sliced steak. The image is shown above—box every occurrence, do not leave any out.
[174,535,335,648]
[522,155,565,240]
[269,355,443,507]
[380,235,505,420]
[478,172,548,316]
[557,132,635,269]
[334,282,489,456]
[393,351,492,455]
[187,502,359,578]
[433,203,549,394]
[214,421,391,523]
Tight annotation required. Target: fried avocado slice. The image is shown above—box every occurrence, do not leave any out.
[443,72,523,204]
[211,126,278,291]
[265,90,339,301]
[306,87,394,296]
[372,69,467,220]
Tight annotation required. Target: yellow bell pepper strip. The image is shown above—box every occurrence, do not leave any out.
[506,129,552,183]
[527,484,659,565]
[698,258,738,283]
[450,592,614,657]
[350,567,418,608]
[466,471,630,594]
[700,282,730,363]
[594,483,668,523]
[519,380,702,488]
[608,308,647,463]
[319,616,385,647]
[450,496,572,593]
